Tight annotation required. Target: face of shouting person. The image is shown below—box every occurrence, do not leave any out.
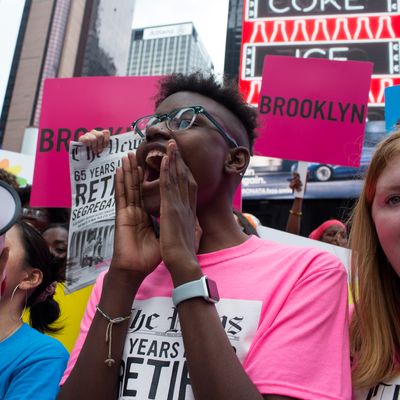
[135,91,250,217]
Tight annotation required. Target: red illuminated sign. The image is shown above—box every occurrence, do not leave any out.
[240,75,400,106]
[239,0,400,108]
[243,15,400,43]
[243,41,400,78]
[248,0,398,19]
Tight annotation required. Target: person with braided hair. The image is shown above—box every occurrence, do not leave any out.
[0,221,68,399]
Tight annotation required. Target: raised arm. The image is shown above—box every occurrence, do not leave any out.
[286,172,304,235]
[58,153,161,399]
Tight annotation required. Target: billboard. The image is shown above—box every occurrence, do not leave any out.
[143,22,193,40]
[248,1,397,18]
[239,0,398,199]
[242,120,386,200]
[240,0,400,108]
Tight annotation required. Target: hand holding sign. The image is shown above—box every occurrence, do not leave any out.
[79,129,111,155]
[292,161,309,199]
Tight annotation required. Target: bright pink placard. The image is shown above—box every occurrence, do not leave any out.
[233,186,242,211]
[255,56,372,166]
[31,76,160,207]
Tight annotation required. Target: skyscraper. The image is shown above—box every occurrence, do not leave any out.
[224,0,244,80]
[74,0,134,77]
[0,0,134,152]
[127,22,214,76]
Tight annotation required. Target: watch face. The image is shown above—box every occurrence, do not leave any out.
[206,278,220,302]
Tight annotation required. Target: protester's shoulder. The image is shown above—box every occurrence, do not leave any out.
[254,236,346,274]
[92,269,108,291]
[21,324,68,360]
[97,269,108,283]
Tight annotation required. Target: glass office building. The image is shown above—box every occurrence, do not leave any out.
[127,22,214,76]
[0,0,134,152]
[224,0,244,80]
[75,0,134,77]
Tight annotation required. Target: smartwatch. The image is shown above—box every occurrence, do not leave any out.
[172,276,220,307]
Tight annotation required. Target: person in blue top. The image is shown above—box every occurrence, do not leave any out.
[0,220,68,400]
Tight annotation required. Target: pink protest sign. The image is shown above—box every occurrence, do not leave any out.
[233,186,242,211]
[255,56,372,166]
[31,76,160,207]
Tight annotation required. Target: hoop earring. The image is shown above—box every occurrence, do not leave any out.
[10,283,20,302]
[10,283,27,321]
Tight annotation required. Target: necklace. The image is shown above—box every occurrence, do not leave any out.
[0,322,22,344]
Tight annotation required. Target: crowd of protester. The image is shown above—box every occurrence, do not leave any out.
[0,72,399,400]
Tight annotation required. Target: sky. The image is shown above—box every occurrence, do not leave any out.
[131,0,229,74]
[0,0,230,114]
[0,0,26,114]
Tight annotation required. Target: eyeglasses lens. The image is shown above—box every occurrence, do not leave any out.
[135,116,160,136]
[168,108,195,131]
[22,208,46,219]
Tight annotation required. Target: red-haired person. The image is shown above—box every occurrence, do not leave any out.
[350,130,400,399]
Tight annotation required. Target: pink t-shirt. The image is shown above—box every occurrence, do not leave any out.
[62,235,351,399]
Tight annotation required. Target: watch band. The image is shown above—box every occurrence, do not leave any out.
[172,276,219,307]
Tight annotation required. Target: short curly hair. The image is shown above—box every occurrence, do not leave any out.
[154,72,258,153]
[0,168,19,190]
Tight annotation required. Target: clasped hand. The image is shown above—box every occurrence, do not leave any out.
[111,140,202,283]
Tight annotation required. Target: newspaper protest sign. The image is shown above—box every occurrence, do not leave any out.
[255,55,372,167]
[66,131,142,292]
